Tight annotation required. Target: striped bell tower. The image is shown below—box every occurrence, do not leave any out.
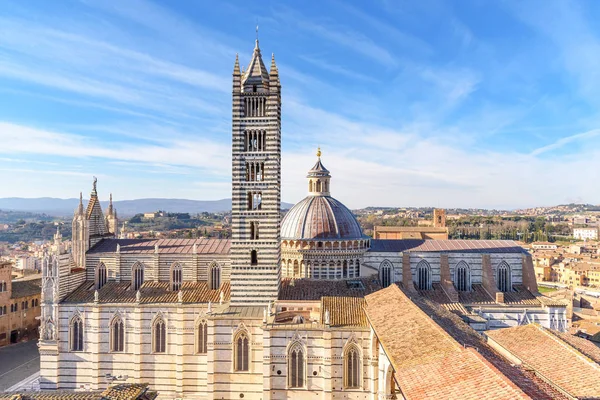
[230,38,281,305]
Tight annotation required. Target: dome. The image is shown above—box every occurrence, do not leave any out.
[281,195,364,240]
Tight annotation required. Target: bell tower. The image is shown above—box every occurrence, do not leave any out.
[230,38,281,305]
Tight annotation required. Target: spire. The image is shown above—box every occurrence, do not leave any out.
[107,193,114,216]
[76,192,84,215]
[233,53,240,75]
[242,35,270,90]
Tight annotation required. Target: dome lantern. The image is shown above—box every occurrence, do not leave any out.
[307,147,331,196]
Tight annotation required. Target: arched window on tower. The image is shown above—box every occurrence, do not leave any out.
[210,263,221,290]
[234,331,250,371]
[416,260,431,290]
[316,180,322,192]
[197,320,208,354]
[309,180,313,193]
[497,262,511,292]
[380,260,393,288]
[343,260,348,279]
[455,261,471,291]
[251,250,258,266]
[70,315,84,352]
[111,316,125,352]
[96,263,107,290]
[250,221,259,240]
[171,263,182,291]
[344,344,361,389]
[153,317,166,353]
[132,262,144,291]
[288,342,305,388]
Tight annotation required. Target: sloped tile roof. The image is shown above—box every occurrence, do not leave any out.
[486,324,600,398]
[61,280,229,304]
[551,330,600,364]
[321,296,367,327]
[88,238,230,255]
[0,383,155,400]
[365,285,531,399]
[370,239,527,253]
[278,276,381,301]
[10,279,41,299]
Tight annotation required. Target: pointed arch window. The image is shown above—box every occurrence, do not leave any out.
[497,262,511,292]
[210,263,221,290]
[344,345,361,389]
[132,263,144,291]
[97,263,107,290]
[171,263,182,291]
[416,260,431,290]
[111,316,125,352]
[455,261,471,291]
[380,261,393,288]
[234,331,249,371]
[251,250,258,266]
[197,320,208,354]
[153,317,166,353]
[70,315,84,352]
[288,343,305,388]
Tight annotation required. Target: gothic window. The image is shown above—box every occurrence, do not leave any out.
[293,260,299,277]
[344,345,361,389]
[234,331,250,371]
[251,250,258,266]
[497,262,511,292]
[288,343,305,388]
[111,316,125,352]
[153,317,166,353]
[250,221,259,240]
[197,320,208,354]
[380,261,393,288]
[35,299,38,307]
[96,263,107,290]
[70,316,84,352]
[355,260,361,278]
[171,263,182,291]
[210,263,221,290]
[343,261,348,279]
[455,261,471,291]
[132,262,144,291]
[416,260,431,290]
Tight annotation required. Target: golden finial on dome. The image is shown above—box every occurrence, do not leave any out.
[316,147,321,158]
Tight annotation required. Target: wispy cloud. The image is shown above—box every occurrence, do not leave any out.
[530,128,600,156]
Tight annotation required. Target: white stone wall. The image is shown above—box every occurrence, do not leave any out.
[42,303,377,400]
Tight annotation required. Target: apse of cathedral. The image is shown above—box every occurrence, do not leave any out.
[38,38,573,400]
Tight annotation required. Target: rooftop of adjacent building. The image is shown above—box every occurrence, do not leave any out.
[0,383,157,400]
[365,284,566,399]
[486,324,600,399]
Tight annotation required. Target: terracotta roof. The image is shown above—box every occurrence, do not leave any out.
[10,279,41,299]
[321,296,368,327]
[278,276,381,301]
[370,239,527,253]
[486,324,600,398]
[365,285,531,399]
[0,383,157,400]
[62,280,229,304]
[550,330,600,364]
[88,238,230,255]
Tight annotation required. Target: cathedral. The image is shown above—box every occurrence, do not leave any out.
[38,39,572,400]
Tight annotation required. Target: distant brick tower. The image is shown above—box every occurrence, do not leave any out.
[433,209,446,228]
[230,38,281,305]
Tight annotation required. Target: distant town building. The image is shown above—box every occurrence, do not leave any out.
[573,227,598,241]
[0,261,41,347]
[374,209,448,239]
[532,242,558,250]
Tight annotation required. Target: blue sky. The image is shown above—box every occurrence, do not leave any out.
[0,0,599,209]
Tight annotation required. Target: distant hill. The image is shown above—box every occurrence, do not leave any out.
[0,198,295,217]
